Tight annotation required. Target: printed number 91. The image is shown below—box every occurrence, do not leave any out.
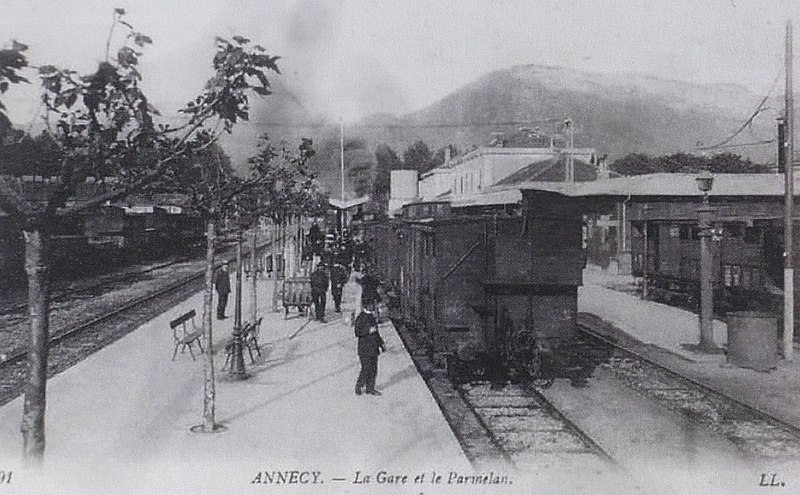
[0,471,11,483]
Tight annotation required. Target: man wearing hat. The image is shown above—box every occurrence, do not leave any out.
[214,264,231,319]
[310,263,330,321]
[330,263,349,313]
[354,303,386,396]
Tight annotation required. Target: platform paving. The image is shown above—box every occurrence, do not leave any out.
[0,274,476,495]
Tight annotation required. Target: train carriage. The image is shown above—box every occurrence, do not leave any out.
[629,199,788,314]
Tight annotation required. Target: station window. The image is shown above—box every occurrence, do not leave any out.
[679,225,691,240]
[732,265,741,286]
[422,233,436,257]
[691,226,701,240]
[669,226,680,238]
[724,265,742,287]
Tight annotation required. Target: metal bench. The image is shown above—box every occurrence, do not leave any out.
[222,318,263,369]
[243,317,263,361]
[170,309,204,360]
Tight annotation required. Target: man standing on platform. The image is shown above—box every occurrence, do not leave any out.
[214,264,231,320]
[357,268,380,310]
[310,263,330,321]
[354,303,385,396]
[330,263,348,313]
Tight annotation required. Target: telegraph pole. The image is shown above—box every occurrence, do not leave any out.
[564,117,574,183]
[784,19,795,360]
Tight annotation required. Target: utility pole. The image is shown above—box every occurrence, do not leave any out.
[340,118,345,232]
[564,117,574,183]
[783,19,795,361]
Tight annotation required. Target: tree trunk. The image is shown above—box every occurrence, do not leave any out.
[295,216,302,276]
[201,220,216,430]
[281,219,288,278]
[21,223,50,465]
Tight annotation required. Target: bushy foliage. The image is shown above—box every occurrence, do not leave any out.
[610,152,770,176]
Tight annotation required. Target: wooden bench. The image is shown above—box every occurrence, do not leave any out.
[282,277,312,319]
[170,310,204,360]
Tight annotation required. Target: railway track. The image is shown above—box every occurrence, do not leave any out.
[577,313,800,459]
[391,320,614,470]
[457,381,614,469]
[0,239,275,408]
[0,258,187,316]
[0,270,206,407]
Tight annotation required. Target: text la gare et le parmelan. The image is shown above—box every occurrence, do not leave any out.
[250,470,512,486]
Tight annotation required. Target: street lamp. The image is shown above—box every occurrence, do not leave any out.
[693,170,723,353]
[229,225,249,379]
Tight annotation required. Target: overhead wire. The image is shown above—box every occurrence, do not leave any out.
[236,118,564,130]
[695,67,782,151]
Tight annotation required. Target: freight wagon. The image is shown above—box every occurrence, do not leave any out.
[366,191,585,379]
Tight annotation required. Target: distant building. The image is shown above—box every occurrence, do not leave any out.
[416,128,599,204]
[390,128,604,216]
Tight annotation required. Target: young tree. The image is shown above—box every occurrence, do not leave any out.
[372,143,401,199]
[172,142,246,429]
[0,10,281,463]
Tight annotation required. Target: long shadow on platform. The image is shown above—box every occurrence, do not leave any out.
[379,364,418,391]
[248,336,354,374]
[220,362,358,423]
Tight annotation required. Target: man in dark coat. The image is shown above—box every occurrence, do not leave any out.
[354,304,386,396]
[330,263,348,313]
[214,264,231,319]
[357,269,380,309]
[310,264,330,321]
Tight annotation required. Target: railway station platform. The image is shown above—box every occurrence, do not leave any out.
[580,265,800,432]
[0,275,477,495]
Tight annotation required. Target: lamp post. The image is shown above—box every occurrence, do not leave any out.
[695,171,723,353]
[229,229,248,379]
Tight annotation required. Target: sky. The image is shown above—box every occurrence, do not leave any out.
[2,0,800,128]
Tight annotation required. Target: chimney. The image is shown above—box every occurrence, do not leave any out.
[597,154,609,180]
[444,147,451,167]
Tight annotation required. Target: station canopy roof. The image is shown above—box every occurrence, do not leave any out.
[494,173,796,198]
[328,196,370,210]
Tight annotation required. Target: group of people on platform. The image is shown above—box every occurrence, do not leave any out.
[212,222,386,397]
